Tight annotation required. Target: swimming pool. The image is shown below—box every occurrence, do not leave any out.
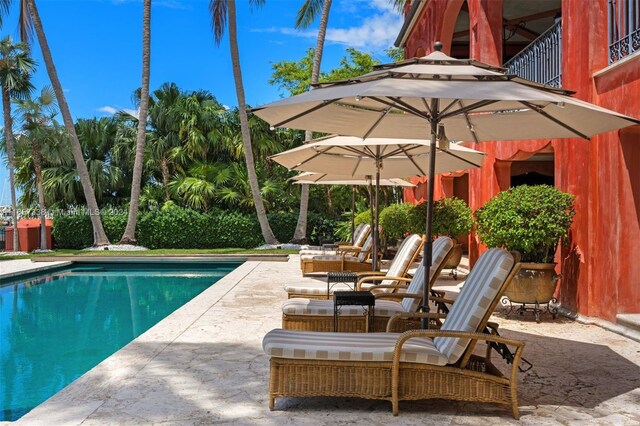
[0,261,241,421]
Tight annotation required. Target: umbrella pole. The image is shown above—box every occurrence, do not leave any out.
[374,159,381,271]
[351,187,355,244]
[368,179,375,271]
[421,106,439,330]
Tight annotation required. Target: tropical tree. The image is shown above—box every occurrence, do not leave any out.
[120,0,151,244]
[145,82,183,201]
[0,36,35,251]
[25,0,110,245]
[210,0,278,245]
[288,0,333,244]
[13,85,57,249]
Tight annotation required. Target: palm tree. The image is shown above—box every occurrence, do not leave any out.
[290,0,332,244]
[0,36,35,252]
[25,0,110,246]
[120,0,151,244]
[210,0,278,245]
[13,85,57,249]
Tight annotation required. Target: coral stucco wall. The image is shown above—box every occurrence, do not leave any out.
[402,0,640,321]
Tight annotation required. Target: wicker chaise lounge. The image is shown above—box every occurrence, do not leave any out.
[298,223,370,260]
[290,234,424,298]
[299,233,377,275]
[262,248,524,417]
[282,236,453,332]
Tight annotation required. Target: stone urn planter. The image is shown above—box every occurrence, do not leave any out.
[443,243,463,269]
[475,185,576,322]
[503,263,560,322]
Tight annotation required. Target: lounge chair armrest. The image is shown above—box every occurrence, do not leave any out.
[368,283,414,293]
[356,271,387,278]
[375,293,422,300]
[392,330,526,380]
[357,275,410,287]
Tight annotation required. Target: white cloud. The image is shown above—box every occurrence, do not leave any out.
[252,1,402,51]
[97,106,118,115]
[97,106,139,119]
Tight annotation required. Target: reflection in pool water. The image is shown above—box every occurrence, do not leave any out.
[0,263,239,421]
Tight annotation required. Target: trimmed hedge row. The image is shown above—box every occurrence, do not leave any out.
[53,206,338,249]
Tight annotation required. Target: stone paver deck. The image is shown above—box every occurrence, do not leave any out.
[4,257,640,425]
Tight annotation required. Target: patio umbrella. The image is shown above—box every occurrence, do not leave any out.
[253,43,640,327]
[291,172,415,246]
[272,136,486,270]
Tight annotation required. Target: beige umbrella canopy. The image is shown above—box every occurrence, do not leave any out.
[254,44,640,327]
[272,136,486,269]
[290,172,415,187]
[272,136,485,178]
[254,50,638,142]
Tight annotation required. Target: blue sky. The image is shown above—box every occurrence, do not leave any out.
[0,0,404,204]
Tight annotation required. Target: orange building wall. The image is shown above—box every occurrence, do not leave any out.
[402,0,640,321]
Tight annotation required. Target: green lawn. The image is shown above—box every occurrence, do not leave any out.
[1,248,297,260]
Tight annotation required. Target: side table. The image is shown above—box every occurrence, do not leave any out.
[326,271,359,299]
[322,243,339,253]
[333,291,375,332]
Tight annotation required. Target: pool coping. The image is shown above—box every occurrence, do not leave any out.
[0,260,73,281]
[11,259,260,425]
[32,254,290,263]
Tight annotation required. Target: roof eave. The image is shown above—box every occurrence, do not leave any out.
[394,0,428,48]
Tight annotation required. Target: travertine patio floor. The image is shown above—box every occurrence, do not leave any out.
[4,256,640,425]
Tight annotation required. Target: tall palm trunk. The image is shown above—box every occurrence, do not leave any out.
[2,86,19,252]
[121,0,151,244]
[161,157,171,201]
[32,139,47,249]
[26,0,109,246]
[227,0,277,244]
[291,0,332,243]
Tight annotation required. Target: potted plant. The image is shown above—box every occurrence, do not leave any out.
[379,202,413,255]
[475,185,575,312]
[408,197,473,271]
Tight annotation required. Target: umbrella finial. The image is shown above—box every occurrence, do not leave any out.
[434,41,443,52]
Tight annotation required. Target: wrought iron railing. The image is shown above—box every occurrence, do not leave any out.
[505,20,562,88]
[608,0,640,63]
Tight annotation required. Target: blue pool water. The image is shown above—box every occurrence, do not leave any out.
[0,262,241,421]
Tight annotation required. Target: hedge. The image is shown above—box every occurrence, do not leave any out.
[53,207,337,249]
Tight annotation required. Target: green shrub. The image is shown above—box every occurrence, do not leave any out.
[136,205,209,249]
[354,209,372,227]
[307,212,338,245]
[267,212,299,243]
[475,185,575,263]
[379,203,414,246]
[52,213,94,249]
[408,197,473,238]
[52,206,337,249]
[208,212,262,248]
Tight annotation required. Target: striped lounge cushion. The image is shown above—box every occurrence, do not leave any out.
[434,248,515,364]
[263,328,448,365]
[299,250,337,257]
[374,234,423,289]
[284,282,354,296]
[400,237,454,313]
[282,298,406,318]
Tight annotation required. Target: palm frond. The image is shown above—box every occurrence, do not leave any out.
[295,0,324,29]
[209,0,227,45]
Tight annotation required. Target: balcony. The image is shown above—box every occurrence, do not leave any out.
[504,20,562,88]
[608,0,640,63]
